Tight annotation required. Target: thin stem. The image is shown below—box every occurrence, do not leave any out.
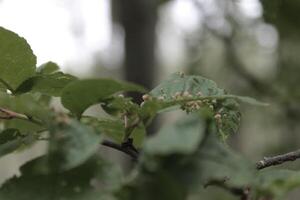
[0,107,43,126]
[256,149,300,170]
[102,139,139,161]
[123,117,141,142]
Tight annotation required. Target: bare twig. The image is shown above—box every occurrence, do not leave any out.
[102,139,139,161]
[0,107,43,125]
[256,149,300,170]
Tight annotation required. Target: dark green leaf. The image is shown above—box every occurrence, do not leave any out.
[81,116,125,143]
[194,133,255,188]
[144,115,205,155]
[15,72,77,96]
[0,27,36,90]
[61,79,146,117]
[0,128,22,144]
[0,155,122,200]
[129,121,255,200]
[0,82,6,92]
[101,96,139,117]
[221,95,268,106]
[150,72,225,99]
[253,169,300,199]
[118,170,188,200]
[0,129,36,157]
[0,92,51,133]
[147,72,244,138]
[81,116,145,148]
[47,119,103,172]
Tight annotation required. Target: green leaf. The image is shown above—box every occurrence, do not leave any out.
[118,169,188,200]
[81,116,125,143]
[136,121,255,194]
[0,128,22,144]
[0,92,51,132]
[144,115,205,155]
[61,79,146,117]
[253,169,300,199]
[130,123,146,148]
[147,72,244,138]
[150,72,224,99]
[194,133,255,188]
[101,96,139,117]
[229,95,269,106]
[0,27,36,90]
[212,98,241,140]
[0,129,36,157]
[36,61,60,74]
[122,123,254,200]
[0,82,6,92]
[81,116,145,148]
[138,99,165,126]
[47,119,103,172]
[15,72,77,96]
[0,155,122,200]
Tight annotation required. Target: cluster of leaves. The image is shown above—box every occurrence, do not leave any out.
[0,26,300,200]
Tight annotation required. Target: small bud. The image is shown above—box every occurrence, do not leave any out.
[209,105,214,110]
[197,100,203,106]
[214,113,221,120]
[157,96,165,101]
[6,89,12,95]
[174,92,182,99]
[183,91,190,97]
[118,94,124,98]
[140,102,145,107]
[142,94,151,101]
[212,99,217,104]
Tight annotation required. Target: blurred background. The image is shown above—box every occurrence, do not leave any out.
[0,0,300,199]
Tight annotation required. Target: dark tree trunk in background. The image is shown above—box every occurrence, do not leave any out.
[112,0,159,135]
[118,0,158,104]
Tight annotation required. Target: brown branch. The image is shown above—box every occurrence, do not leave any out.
[101,139,139,161]
[0,107,43,125]
[256,149,300,170]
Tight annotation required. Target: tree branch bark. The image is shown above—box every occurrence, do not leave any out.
[256,149,300,170]
[102,139,139,161]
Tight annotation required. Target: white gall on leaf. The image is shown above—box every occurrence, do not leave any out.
[142,94,152,101]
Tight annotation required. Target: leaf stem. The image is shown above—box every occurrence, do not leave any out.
[0,107,43,126]
[123,116,141,143]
